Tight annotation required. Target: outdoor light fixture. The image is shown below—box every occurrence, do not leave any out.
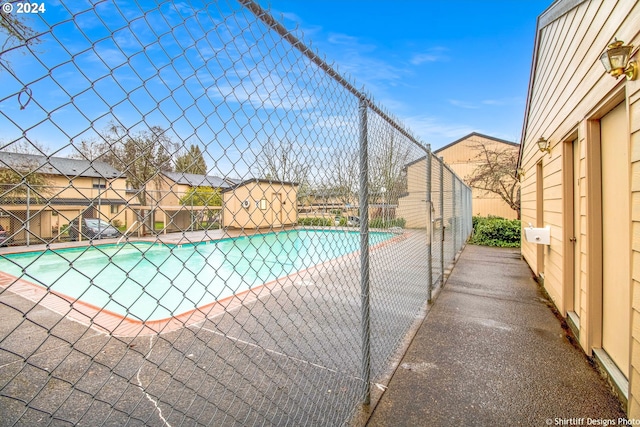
[537,137,551,155]
[516,167,525,180]
[599,39,637,81]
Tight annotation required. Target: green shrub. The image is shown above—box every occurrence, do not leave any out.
[179,186,222,206]
[469,216,521,248]
[298,217,333,226]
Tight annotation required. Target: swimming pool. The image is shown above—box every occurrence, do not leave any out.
[0,230,393,322]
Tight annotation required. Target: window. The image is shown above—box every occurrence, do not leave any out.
[110,205,119,214]
[93,178,106,189]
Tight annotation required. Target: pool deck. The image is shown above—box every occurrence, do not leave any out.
[0,227,429,425]
[0,226,399,337]
[0,238,628,425]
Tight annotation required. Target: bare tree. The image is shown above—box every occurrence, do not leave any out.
[93,123,177,234]
[0,2,41,71]
[327,145,359,208]
[1,138,48,155]
[0,139,52,202]
[74,123,176,206]
[369,131,411,205]
[254,137,309,185]
[466,140,521,218]
[69,138,104,161]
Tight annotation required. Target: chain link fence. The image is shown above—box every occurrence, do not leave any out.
[0,1,472,425]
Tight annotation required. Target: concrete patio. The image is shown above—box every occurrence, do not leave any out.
[367,245,627,426]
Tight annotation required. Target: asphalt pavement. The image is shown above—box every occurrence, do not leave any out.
[366,244,626,427]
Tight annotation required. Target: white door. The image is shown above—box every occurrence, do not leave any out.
[601,101,630,378]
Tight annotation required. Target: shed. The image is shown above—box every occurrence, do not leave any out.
[222,179,298,229]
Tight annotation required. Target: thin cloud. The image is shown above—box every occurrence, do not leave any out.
[481,97,523,106]
[403,115,476,146]
[410,53,440,65]
[272,10,323,39]
[327,33,376,53]
[448,99,480,109]
[409,47,449,65]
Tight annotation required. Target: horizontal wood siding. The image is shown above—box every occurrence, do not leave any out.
[437,134,519,220]
[630,77,640,417]
[522,0,640,415]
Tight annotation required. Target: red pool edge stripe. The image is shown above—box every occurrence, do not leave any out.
[0,231,406,337]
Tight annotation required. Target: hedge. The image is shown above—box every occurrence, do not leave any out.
[297,217,334,226]
[469,216,521,248]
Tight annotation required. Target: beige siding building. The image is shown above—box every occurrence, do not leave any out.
[222,179,298,229]
[0,152,298,240]
[518,0,639,416]
[0,153,128,244]
[148,172,238,206]
[396,157,429,229]
[144,172,237,233]
[434,133,519,220]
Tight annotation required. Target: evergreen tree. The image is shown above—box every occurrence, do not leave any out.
[175,145,207,175]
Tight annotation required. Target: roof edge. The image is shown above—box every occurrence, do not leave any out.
[222,178,299,192]
[539,0,586,29]
[434,132,518,154]
[518,0,586,169]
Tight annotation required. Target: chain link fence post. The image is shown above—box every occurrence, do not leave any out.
[426,148,433,302]
[439,158,445,287]
[452,176,457,257]
[358,97,371,406]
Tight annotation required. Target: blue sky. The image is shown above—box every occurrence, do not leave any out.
[0,0,550,176]
[257,0,551,149]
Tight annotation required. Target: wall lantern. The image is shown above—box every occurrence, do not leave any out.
[599,39,637,81]
[516,167,525,180]
[537,137,551,155]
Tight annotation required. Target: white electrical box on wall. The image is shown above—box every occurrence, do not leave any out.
[524,226,551,245]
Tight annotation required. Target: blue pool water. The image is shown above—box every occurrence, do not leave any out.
[0,230,393,321]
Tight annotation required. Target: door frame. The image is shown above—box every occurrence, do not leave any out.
[584,88,626,355]
[583,87,631,402]
[562,130,579,332]
[536,161,544,277]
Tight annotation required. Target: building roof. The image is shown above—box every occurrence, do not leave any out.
[0,152,123,179]
[221,178,298,193]
[433,132,519,155]
[161,171,239,188]
[403,132,519,170]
